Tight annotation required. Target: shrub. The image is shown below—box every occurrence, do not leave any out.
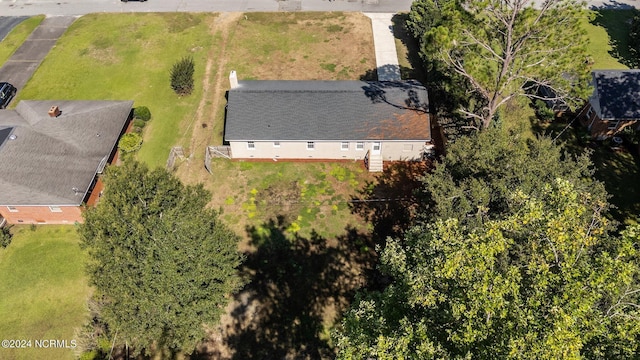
[133,119,146,128]
[533,99,555,122]
[133,106,151,121]
[0,226,12,248]
[118,133,143,153]
[132,126,143,134]
[170,56,195,95]
[629,12,640,67]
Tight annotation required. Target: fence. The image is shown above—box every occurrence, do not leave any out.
[205,146,231,173]
[166,146,185,171]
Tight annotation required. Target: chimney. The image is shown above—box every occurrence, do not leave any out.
[229,70,238,89]
[48,105,61,118]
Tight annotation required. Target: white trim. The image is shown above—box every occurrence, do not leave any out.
[49,206,62,213]
[341,142,349,150]
[273,141,280,148]
[607,120,619,130]
[356,141,364,150]
[306,141,315,150]
[247,141,255,150]
[6,206,18,213]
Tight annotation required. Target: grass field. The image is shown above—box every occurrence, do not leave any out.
[0,16,44,66]
[0,225,89,360]
[15,13,218,168]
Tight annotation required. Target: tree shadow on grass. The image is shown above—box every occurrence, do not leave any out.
[350,161,432,245]
[590,8,637,67]
[192,217,377,359]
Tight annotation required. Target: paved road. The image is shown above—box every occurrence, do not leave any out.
[0,0,415,16]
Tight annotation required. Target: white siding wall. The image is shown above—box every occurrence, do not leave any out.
[229,141,428,160]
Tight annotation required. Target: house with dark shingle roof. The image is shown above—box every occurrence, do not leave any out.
[0,100,133,224]
[580,70,640,139]
[224,72,433,172]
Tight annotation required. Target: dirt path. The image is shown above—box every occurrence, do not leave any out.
[175,12,241,186]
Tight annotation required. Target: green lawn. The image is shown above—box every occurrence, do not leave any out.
[16,13,218,168]
[0,16,44,66]
[0,225,90,360]
[586,9,635,69]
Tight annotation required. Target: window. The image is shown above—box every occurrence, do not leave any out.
[403,144,413,152]
[586,107,594,118]
[341,142,349,150]
[356,142,364,150]
[7,206,17,213]
[273,141,280,148]
[247,141,255,150]
[607,120,619,130]
[49,206,62,213]
[307,141,315,150]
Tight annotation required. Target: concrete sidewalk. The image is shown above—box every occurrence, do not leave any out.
[365,13,401,81]
[0,16,77,95]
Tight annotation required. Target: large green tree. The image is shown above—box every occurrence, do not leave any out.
[408,0,592,129]
[422,128,607,228]
[334,179,640,359]
[80,161,243,355]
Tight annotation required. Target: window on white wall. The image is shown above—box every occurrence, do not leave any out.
[49,206,62,213]
[341,142,349,150]
[356,142,364,150]
[307,142,315,150]
[403,144,413,152]
[273,141,280,147]
[247,141,255,150]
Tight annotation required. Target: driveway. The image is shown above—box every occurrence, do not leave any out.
[0,16,77,94]
[0,17,29,42]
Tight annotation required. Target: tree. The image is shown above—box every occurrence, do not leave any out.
[334,179,640,359]
[170,56,195,95]
[79,161,243,355]
[422,127,607,228]
[407,0,593,129]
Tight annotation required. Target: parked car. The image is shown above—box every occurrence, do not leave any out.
[0,82,16,109]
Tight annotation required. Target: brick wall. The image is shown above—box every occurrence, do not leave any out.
[580,104,638,139]
[0,206,83,225]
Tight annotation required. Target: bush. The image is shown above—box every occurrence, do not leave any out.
[0,226,12,248]
[170,56,195,95]
[133,119,146,128]
[118,133,143,153]
[533,99,555,122]
[133,106,151,121]
[629,11,640,67]
[132,126,143,134]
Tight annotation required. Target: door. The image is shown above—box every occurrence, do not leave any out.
[372,142,381,155]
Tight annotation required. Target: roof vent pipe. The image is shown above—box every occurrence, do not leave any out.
[229,70,238,89]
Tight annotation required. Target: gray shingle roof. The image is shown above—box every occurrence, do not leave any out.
[225,80,430,141]
[592,70,640,120]
[0,100,133,206]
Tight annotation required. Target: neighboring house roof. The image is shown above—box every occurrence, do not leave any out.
[590,70,640,120]
[225,80,430,141]
[0,100,133,206]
